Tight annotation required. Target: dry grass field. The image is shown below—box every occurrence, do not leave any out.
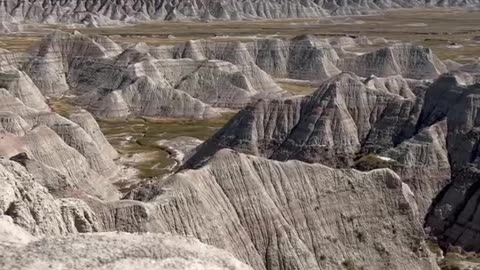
[1,9,479,62]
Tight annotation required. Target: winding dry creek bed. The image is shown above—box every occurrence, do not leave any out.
[48,98,235,191]
[98,114,235,179]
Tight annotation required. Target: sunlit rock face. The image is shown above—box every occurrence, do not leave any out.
[0,0,478,27]
[339,43,448,80]
[186,72,422,169]
[97,149,438,270]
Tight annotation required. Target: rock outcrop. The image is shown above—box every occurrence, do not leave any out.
[0,0,478,27]
[246,35,341,81]
[186,72,422,169]
[0,77,120,200]
[182,71,461,223]
[340,43,447,80]
[23,31,290,117]
[107,149,438,270]
[0,232,253,270]
[0,158,99,236]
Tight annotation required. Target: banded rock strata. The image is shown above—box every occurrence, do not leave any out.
[181,62,480,254]
[183,71,476,221]
[23,31,288,118]
[0,219,252,270]
[0,0,478,28]
[0,145,440,269]
[107,149,438,270]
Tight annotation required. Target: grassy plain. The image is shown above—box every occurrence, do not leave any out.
[97,113,236,179]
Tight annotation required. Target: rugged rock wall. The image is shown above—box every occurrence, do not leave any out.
[0,228,252,270]
[23,31,288,118]
[183,72,454,220]
[340,43,448,80]
[103,149,438,270]
[0,64,120,200]
[185,72,422,169]
[178,61,480,253]
[0,0,478,28]
[421,71,480,251]
[0,158,99,236]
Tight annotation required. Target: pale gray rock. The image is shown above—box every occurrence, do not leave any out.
[21,125,119,200]
[24,31,115,97]
[173,40,283,94]
[68,110,118,160]
[0,158,99,236]
[183,72,460,224]
[0,0,477,28]
[115,149,438,270]
[0,84,120,200]
[247,36,340,81]
[287,35,341,81]
[364,74,416,99]
[0,68,49,111]
[249,38,289,77]
[0,232,253,270]
[0,215,35,244]
[376,120,450,218]
[75,74,220,119]
[340,43,447,80]
[186,72,420,169]
[0,111,31,136]
[153,58,258,108]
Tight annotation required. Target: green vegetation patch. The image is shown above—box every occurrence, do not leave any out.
[98,112,236,179]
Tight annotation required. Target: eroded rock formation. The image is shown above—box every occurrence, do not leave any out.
[0,0,478,28]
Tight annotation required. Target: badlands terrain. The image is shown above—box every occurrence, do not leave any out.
[1,3,480,270]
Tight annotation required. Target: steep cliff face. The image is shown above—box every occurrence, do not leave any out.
[0,79,120,200]
[182,71,466,224]
[23,31,289,118]
[421,78,480,251]
[0,0,478,27]
[176,60,480,253]
[340,43,448,80]
[369,120,451,218]
[186,72,421,168]
[0,134,440,269]
[246,35,341,81]
[101,149,438,270]
[0,158,99,236]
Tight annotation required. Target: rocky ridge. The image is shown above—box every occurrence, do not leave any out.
[0,147,440,270]
[183,61,480,254]
[0,0,479,29]
[2,29,480,269]
[0,218,252,270]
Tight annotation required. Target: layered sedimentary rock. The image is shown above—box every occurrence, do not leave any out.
[357,120,451,217]
[0,82,120,200]
[186,72,421,169]
[0,68,49,111]
[103,149,438,270]
[340,43,447,80]
[0,0,478,27]
[24,31,289,117]
[176,60,480,254]
[173,40,284,94]
[422,76,480,250]
[183,71,459,222]
[0,158,99,236]
[246,36,340,81]
[285,35,340,80]
[0,232,253,270]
